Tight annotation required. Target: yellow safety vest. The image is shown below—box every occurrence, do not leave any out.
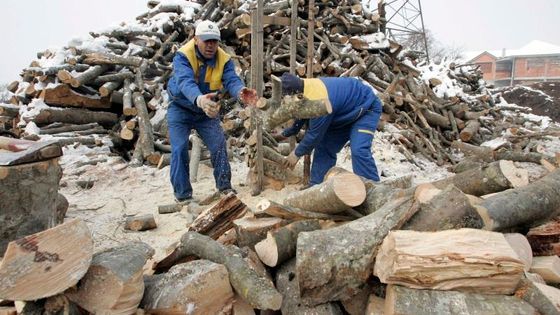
[178,39,231,91]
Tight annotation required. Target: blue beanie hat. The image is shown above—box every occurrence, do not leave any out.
[281,73,304,95]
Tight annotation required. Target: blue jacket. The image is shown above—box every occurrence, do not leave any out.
[293,77,382,157]
[167,46,244,115]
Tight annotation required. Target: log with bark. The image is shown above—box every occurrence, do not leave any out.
[124,214,157,231]
[264,94,332,130]
[39,84,112,109]
[233,217,288,249]
[255,220,322,268]
[0,219,93,301]
[296,194,420,305]
[515,275,560,315]
[276,259,343,315]
[163,231,283,311]
[22,106,118,128]
[189,192,248,240]
[474,168,560,231]
[374,228,525,294]
[254,199,353,221]
[142,260,235,314]
[283,172,366,214]
[66,241,154,314]
[527,218,560,256]
[385,285,536,315]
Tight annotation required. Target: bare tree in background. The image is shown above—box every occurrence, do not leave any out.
[401,29,465,63]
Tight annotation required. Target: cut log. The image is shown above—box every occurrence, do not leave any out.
[189,133,203,182]
[530,256,560,284]
[0,158,62,254]
[66,242,154,315]
[254,199,352,221]
[402,184,484,231]
[431,160,528,196]
[504,233,534,272]
[141,260,235,314]
[474,169,560,231]
[158,203,183,214]
[296,195,420,305]
[276,259,342,315]
[124,214,157,231]
[169,232,283,310]
[0,219,93,301]
[0,104,19,117]
[385,285,536,315]
[0,138,62,166]
[132,91,157,165]
[283,172,366,214]
[233,217,288,249]
[23,106,118,128]
[255,220,321,267]
[83,52,143,67]
[515,275,560,315]
[265,94,332,130]
[39,84,111,109]
[527,218,560,256]
[374,229,525,294]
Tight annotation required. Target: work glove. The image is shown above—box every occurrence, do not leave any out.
[238,87,258,107]
[282,151,300,169]
[196,93,220,118]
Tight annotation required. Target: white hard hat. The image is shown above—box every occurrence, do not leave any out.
[195,20,221,41]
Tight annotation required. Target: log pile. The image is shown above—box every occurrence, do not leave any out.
[0,0,556,177]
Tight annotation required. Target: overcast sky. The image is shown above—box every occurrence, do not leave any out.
[1,0,559,83]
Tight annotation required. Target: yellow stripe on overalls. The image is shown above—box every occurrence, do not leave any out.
[358,129,376,136]
[303,78,332,110]
[178,39,231,91]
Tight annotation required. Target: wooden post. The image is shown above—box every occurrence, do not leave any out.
[249,0,265,196]
[303,0,315,186]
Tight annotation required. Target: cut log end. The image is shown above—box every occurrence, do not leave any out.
[332,172,367,207]
[254,235,278,267]
[499,160,529,188]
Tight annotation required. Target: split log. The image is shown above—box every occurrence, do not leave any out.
[265,94,332,130]
[39,84,112,109]
[233,217,288,249]
[530,256,560,284]
[527,219,560,256]
[0,158,62,254]
[431,160,528,196]
[504,233,533,272]
[255,220,321,267]
[0,219,93,301]
[122,79,136,116]
[66,242,154,315]
[23,106,118,127]
[402,184,485,231]
[0,138,62,166]
[515,275,560,315]
[276,259,342,315]
[474,168,560,231]
[132,91,158,165]
[169,232,283,311]
[283,172,366,214]
[124,214,157,231]
[374,229,525,294]
[385,285,536,315]
[189,133,203,182]
[142,260,235,314]
[254,199,352,221]
[296,195,420,305]
[188,192,248,240]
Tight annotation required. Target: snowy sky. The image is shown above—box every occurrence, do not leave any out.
[1,0,559,83]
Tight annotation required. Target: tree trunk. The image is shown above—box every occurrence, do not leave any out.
[296,195,420,305]
[283,172,366,214]
[23,106,118,128]
[474,169,560,231]
[431,160,528,196]
[276,259,342,315]
[265,94,332,130]
[374,229,525,294]
[0,158,62,254]
[255,220,321,267]
[255,199,352,221]
[141,260,235,314]
[173,232,283,311]
[0,219,93,301]
[66,242,154,315]
[39,84,112,109]
[385,285,536,315]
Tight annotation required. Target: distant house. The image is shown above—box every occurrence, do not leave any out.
[466,40,560,87]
